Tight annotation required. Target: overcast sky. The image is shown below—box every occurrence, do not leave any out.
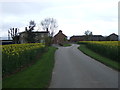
[0,0,119,39]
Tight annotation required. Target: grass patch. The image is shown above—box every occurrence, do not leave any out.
[78,44,120,71]
[63,43,71,47]
[3,46,57,88]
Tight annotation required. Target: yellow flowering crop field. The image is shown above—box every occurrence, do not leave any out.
[78,41,119,62]
[2,43,45,76]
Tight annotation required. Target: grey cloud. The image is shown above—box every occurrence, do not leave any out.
[0,2,54,37]
[99,16,117,22]
[1,2,53,16]
[0,21,25,32]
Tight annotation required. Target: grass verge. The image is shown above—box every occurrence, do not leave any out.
[3,46,57,88]
[78,44,120,71]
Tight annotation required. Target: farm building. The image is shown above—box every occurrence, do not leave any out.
[70,36,85,42]
[88,35,105,41]
[70,33,118,42]
[106,33,118,41]
[19,31,50,44]
[70,35,105,42]
[52,30,67,45]
[2,40,14,45]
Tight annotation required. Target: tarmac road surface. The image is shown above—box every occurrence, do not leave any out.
[49,44,118,88]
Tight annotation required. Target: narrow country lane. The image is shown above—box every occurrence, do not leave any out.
[49,44,118,88]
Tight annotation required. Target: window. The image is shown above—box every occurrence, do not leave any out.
[41,34,44,37]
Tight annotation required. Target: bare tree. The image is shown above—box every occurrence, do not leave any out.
[84,30,93,41]
[84,30,92,36]
[28,20,36,31]
[41,18,58,37]
[8,28,19,39]
[25,20,36,43]
[8,28,19,43]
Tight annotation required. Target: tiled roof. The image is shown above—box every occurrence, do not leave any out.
[19,31,49,34]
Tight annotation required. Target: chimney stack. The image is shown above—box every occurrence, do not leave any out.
[25,27,27,31]
[46,28,48,32]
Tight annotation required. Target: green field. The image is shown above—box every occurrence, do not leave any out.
[63,43,71,47]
